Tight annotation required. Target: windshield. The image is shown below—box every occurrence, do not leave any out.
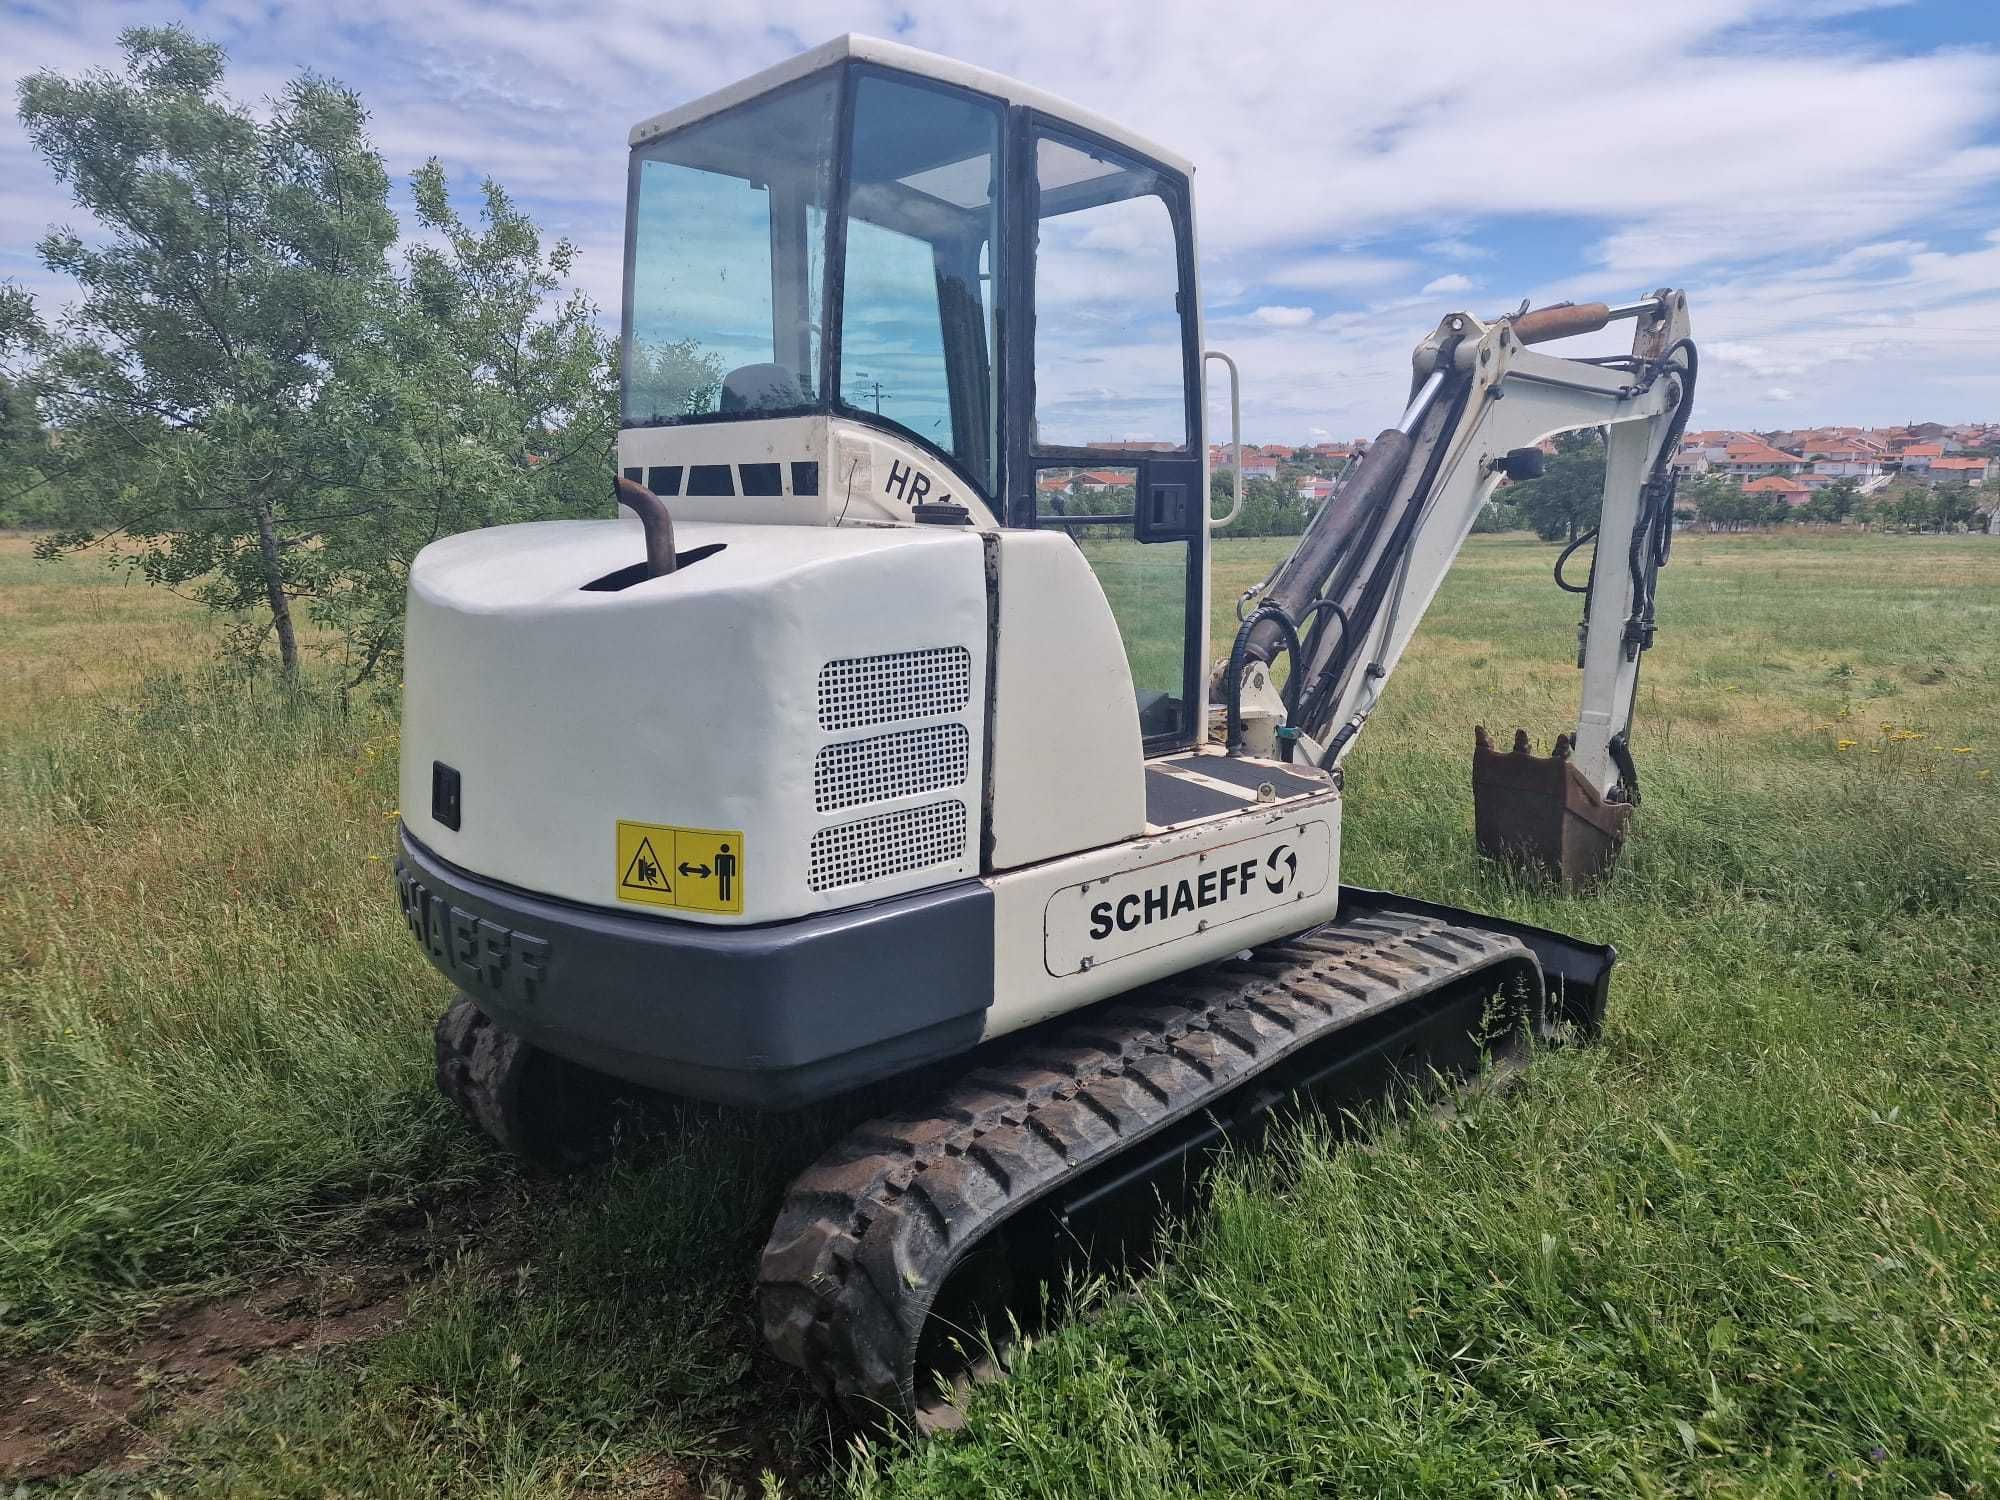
[624,74,838,425]
[623,65,1006,496]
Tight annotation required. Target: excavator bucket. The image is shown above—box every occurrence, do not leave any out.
[1472,727,1631,887]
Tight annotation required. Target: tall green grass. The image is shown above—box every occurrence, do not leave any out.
[0,669,460,1337]
[854,758,2000,1497]
[4,531,1997,1496]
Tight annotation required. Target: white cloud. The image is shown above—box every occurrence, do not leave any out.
[1422,236,1489,261]
[4,0,1998,436]
[1259,255,1410,291]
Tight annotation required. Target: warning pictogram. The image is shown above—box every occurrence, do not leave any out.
[615,821,744,914]
[621,835,672,898]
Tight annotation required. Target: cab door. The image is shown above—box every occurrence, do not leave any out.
[1009,119,1205,754]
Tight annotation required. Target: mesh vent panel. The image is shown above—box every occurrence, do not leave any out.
[818,646,971,732]
[808,801,967,892]
[815,724,969,813]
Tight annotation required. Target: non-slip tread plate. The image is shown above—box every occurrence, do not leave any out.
[1143,765,1249,825]
[1165,752,1329,797]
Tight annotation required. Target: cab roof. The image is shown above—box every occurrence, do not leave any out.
[627,34,1195,178]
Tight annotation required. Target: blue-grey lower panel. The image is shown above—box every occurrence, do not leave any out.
[396,829,994,1108]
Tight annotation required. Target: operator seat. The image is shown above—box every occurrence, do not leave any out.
[720,363,804,414]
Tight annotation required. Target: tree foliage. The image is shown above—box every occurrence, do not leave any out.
[1506,431,1605,542]
[314,162,617,683]
[16,27,399,674]
[10,26,614,681]
[1865,479,1981,534]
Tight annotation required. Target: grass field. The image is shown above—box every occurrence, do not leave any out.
[2,528,1997,1496]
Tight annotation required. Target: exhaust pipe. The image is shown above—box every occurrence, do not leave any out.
[614,474,677,577]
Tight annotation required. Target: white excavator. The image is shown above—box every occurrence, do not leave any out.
[393,36,1696,1427]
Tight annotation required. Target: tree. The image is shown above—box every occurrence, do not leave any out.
[1864,479,1976,534]
[310,162,616,684]
[1209,471,1311,538]
[1470,498,1524,533]
[1685,473,1766,530]
[1799,478,1860,526]
[1508,432,1605,542]
[627,338,722,424]
[16,27,398,675]
[14,29,615,682]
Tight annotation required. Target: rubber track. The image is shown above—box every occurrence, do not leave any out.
[436,995,535,1156]
[756,908,1537,1423]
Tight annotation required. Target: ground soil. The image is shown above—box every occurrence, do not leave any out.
[0,1262,412,1483]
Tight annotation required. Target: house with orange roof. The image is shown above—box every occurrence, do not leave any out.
[1714,440,1806,484]
[1075,468,1134,493]
[1209,447,1279,480]
[1930,456,1993,485]
[1743,474,1813,507]
[1808,448,1884,480]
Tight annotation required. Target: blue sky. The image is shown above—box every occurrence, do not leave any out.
[3,0,1997,441]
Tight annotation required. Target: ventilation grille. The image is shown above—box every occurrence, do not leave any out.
[808,801,967,892]
[815,724,969,813]
[818,646,971,733]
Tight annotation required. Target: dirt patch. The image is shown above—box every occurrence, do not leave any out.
[0,1261,415,1484]
[0,1171,540,1487]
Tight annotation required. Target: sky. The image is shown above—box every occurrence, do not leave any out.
[2,0,1998,444]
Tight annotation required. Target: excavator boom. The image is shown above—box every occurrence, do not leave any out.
[1225,292,1695,880]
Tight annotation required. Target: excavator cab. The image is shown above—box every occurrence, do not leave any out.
[620,40,1209,752]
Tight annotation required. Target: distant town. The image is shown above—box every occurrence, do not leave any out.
[1032,421,2000,539]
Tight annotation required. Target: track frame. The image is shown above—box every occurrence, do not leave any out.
[757,889,1614,1425]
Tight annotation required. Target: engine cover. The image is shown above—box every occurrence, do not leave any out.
[399,517,989,924]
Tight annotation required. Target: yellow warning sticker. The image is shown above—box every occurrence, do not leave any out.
[615,821,744,914]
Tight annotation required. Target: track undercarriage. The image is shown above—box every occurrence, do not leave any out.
[436,890,1614,1428]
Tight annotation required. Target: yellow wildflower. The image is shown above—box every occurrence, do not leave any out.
[1953,746,1973,754]
[1836,739,1857,750]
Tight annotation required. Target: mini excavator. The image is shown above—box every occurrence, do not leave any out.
[393,36,1696,1426]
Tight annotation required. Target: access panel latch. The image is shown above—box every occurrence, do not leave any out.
[1136,457,1203,542]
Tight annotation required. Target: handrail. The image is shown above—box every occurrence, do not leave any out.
[1204,349,1243,529]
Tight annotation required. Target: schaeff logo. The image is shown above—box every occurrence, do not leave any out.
[1088,844,1296,940]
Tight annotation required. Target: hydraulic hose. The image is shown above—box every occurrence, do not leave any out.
[1555,528,1596,594]
[1238,428,1415,669]
[1224,603,1302,756]
[1298,372,1476,747]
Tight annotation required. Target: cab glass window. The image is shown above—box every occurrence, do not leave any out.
[839,73,1004,494]
[1031,137,1190,452]
[624,74,838,424]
